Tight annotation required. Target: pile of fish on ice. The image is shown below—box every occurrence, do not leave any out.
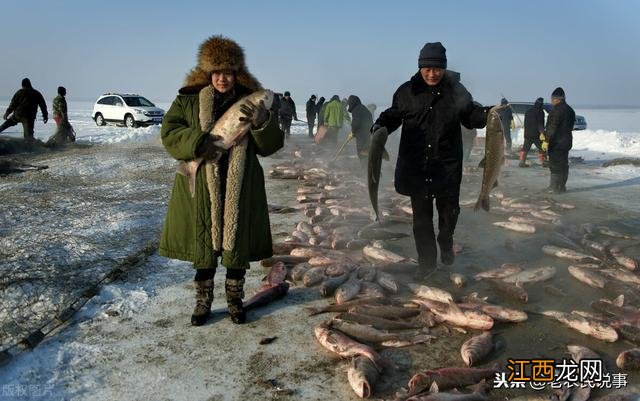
[256,137,640,401]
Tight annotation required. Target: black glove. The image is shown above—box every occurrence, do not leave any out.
[239,99,269,129]
[43,116,48,124]
[196,134,226,160]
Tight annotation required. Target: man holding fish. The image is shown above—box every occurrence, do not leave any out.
[369,41,503,279]
[159,35,284,326]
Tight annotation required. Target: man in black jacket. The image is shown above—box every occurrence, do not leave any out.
[347,95,373,166]
[371,42,491,278]
[305,95,316,137]
[279,91,297,138]
[0,78,48,141]
[543,87,575,193]
[519,97,547,167]
[315,96,325,127]
[497,97,513,153]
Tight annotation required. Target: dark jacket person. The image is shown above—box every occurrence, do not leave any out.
[305,95,316,137]
[373,42,489,276]
[519,97,546,167]
[347,95,372,158]
[497,97,513,152]
[279,91,297,137]
[544,87,575,193]
[160,35,284,325]
[315,96,325,126]
[0,78,48,140]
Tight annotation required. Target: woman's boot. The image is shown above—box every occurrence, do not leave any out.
[191,278,214,326]
[225,278,246,324]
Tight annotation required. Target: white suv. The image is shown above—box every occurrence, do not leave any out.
[92,93,164,128]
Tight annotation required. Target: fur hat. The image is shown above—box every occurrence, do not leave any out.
[182,35,261,91]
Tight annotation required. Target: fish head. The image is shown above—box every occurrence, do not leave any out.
[407,371,436,395]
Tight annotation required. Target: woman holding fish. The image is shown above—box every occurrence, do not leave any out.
[159,36,284,325]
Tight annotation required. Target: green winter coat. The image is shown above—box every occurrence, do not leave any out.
[52,95,67,119]
[323,99,347,128]
[159,84,284,269]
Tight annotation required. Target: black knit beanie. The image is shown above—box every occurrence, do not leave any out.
[418,42,447,69]
[535,97,543,105]
[21,78,32,88]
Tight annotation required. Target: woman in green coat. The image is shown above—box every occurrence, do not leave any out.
[160,36,284,325]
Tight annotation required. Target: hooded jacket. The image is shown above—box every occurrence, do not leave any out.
[375,71,489,197]
[323,96,347,128]
[159,36,284,269]
[347,95,373,153]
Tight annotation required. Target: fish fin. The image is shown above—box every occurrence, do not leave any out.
[474,379,489,395]
[429,382,440,393]
[474,196,490,212]
[614,294,625,307]
[305,307,321,316]
[447,300,465,316]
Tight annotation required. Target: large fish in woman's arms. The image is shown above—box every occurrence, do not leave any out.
[178,90,274,196]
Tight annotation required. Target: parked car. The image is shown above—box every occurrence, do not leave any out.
[509,102,587,131]
[92,93,164,128]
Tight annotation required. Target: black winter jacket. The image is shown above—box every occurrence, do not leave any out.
[6,87,48,121]
[279,97,297,119]
[524,103,545,140]
[347,95,373,153]
[306,98,316,122]
[545,100,575,152]
[375,71,489,197]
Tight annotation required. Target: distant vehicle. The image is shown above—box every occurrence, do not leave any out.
[92,93,164,128]
[509,102,587,131]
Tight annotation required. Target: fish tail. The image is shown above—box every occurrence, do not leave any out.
[305,306,322,316]
[474,196,490,212]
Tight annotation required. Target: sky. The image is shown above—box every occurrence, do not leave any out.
[1,0,639,107]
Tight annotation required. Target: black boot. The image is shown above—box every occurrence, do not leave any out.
[191,278,214,326]
[225,278,246,324]
[437,198,459,267]
[546,174,562,193]
[440,248,455,266]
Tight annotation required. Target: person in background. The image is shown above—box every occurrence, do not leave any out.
[542,87,575,193]
[366,103,377,120]
[371,42,494,279]
[461,125,477,162]
[0,78,48,141]
[346,95,373,167]
[305,94,317,138]
[271,93,282,123]
[46,86,76,147]
[159,35,284,326]
[322,95,347,148]
[519,97,546,167]
[279,91,297,138]
[497,97,513,153]
[316,96,326,127]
